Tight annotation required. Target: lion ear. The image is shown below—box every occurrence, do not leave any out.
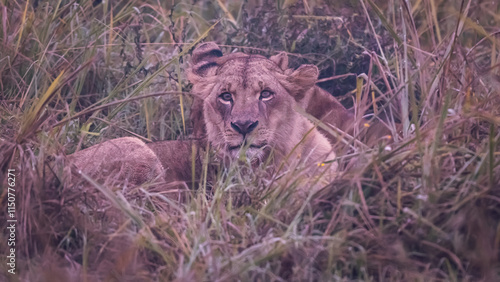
[188,42,223,83]
[270,52,289,71]
[287,64,319,93]
[191,42,222,65]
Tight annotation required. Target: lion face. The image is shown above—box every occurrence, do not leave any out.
[203,57,299,161]
[189,42,323,164]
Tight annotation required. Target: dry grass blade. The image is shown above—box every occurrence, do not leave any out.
[17,70,65,142]
[14,0,29,53]
[1,0,499,281]
[78,171,145,229]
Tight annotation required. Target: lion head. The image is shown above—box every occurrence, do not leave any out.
[188,42,335,170]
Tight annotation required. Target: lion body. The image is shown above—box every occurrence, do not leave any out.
[63,42,350,189]
[68,137,165,185]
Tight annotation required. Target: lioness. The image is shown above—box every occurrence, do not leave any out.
[60,42,339,192]
[187,42,335,172]
[190,43,395,147]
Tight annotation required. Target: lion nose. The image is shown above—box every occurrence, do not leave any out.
[231,120,259,136]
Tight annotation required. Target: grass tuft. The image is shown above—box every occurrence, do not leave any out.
[1,0,499,281]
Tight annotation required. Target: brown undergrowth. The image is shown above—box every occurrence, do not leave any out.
[1,0,499,281]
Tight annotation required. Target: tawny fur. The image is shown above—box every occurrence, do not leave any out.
[188,42,336,175]
[190,44,394,147]
[64,42,347,189]
[68,137,165,185]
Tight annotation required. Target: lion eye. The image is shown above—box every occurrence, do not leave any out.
[260,90,274,101]
[219,92,233,104]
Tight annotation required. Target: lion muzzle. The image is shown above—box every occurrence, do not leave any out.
[230,120,259,136]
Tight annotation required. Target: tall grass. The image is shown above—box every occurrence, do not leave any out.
[1,0,499,281]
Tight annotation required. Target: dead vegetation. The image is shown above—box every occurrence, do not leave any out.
[1,0,499,281]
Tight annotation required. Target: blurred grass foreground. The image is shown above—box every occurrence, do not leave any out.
[1,0,500,281]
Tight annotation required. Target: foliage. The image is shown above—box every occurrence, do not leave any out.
[1,0,499,280]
